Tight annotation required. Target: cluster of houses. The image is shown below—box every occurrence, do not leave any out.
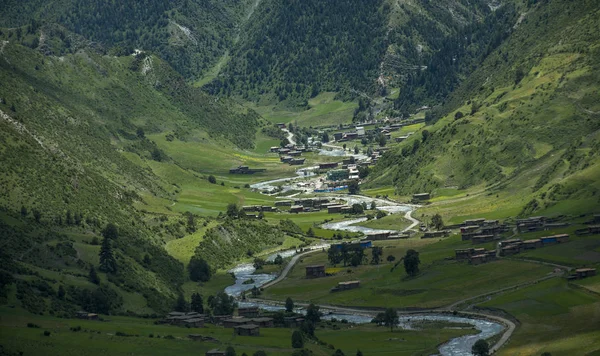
[516,216,570,233]
[160,311,206,327]
[455,247,497,265]
[332,123,407,143]
[365,231,409,241]
[499,234,570,256]
[575,224,600,236]
[422,230,450,239]
[242,205,277,213]
[460,218,508,244]
[270,143,311,166]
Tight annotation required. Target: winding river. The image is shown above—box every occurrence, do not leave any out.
[226,259,505,356]
[236,174,505,354]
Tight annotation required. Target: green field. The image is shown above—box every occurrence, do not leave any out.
[262,237,554,308]
[249,92,357,128]
[480,278,600,356]
[0,306,475,356]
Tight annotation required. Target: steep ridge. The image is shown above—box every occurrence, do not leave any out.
[0,29,261,313]
[0,0,250,80]
[206,0,494,103]
[369,0,600,216]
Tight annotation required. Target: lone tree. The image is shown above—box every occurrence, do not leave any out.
[291,330,304,348]
[89,266,100,285]
[348,180,360,195]
[403,249,420,277]
[285,297,294,312]
[99,237,117,274]
[305,303,321,323]
[226,203,239,218]
[371,246,383,265]
[174,293,189,312]
[431,213,444,231]
[208,175,217,184]
[253,258,266,270]
[188,256,212,282]
[472,339,490,356]
[383,308,399,332]
[190,293,204,313]
[274,254,284,265]
[386,255,396,263]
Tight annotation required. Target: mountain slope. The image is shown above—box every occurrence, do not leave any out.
[0,0,252,80]
[0,28,261,314]
[206,0,494,103]
[369,0,600,218]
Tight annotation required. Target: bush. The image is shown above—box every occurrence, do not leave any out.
[27,323,40,328]
[70,326,82,332]
[43,331,51,336]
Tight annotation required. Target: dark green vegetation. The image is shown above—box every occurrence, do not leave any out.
[0,0,253,80]
[207,0,387,103]
[207,0,496,105]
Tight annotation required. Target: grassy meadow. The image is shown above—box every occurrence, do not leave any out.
[481,278,600,356]
[249,92,358,128]
[0,306,474,356]
[261,235,555,308]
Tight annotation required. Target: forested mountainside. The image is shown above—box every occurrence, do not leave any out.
[370,0,600,215]
[0,0,252,80]
[0,27,261,313]
[206,0,495,104]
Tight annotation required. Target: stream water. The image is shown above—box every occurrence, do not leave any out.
[225,261,504,355]
[235,173,504,354]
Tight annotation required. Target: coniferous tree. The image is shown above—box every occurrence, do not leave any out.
[32,209,41,223]
[291,330,304,348]
[188,256,212,282]
[190,293,204,313]
[99,237,117,274]
[174,293,189,312]
[89,266,100,284]
[403,249,420,277]
[285,297,294,312]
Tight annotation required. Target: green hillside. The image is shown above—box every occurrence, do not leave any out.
[369,0,600,219]
[0,27,269,315]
